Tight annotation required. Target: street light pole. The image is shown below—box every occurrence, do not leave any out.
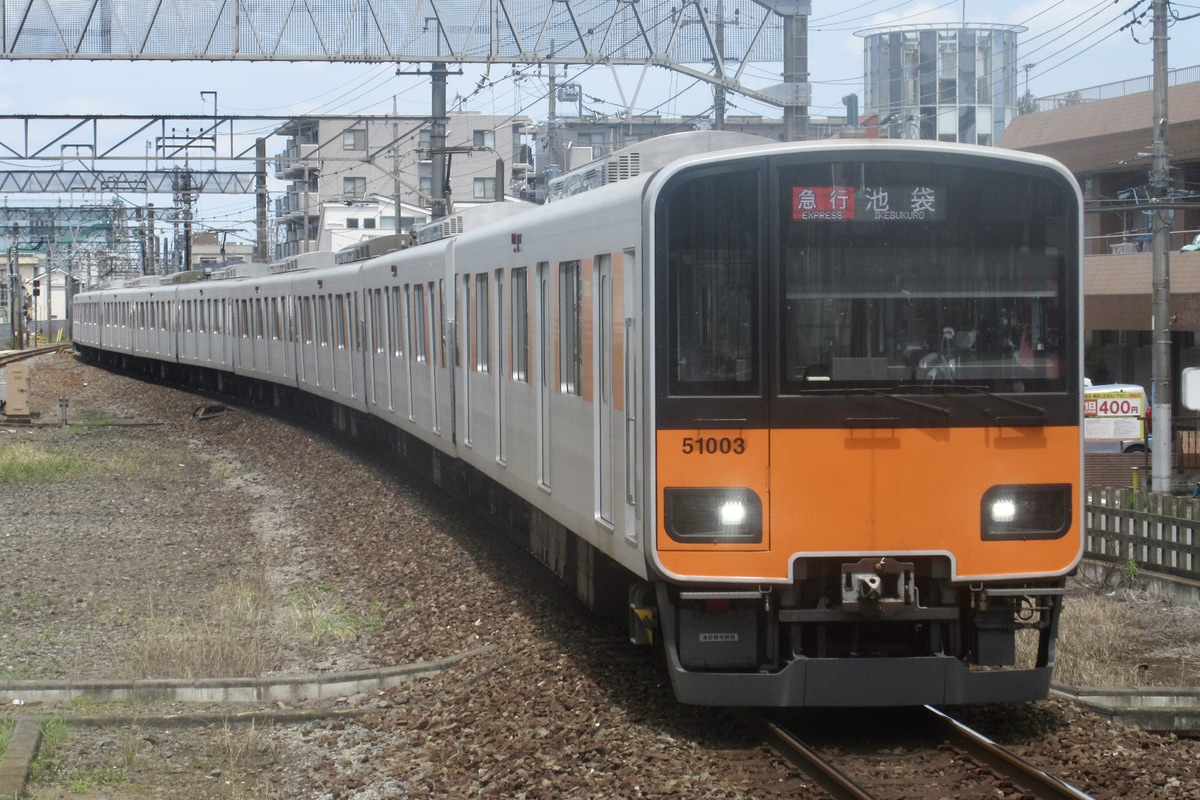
[1150,0,1172,492]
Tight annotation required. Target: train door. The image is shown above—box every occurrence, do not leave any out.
[596,254,614,526]
[364,288,378,407]
[536,261,551,489]
[403,284,415,421]
[462,276,473,447]
[496,268,506,464]
[622,248,640,543]
[436,280,446,434]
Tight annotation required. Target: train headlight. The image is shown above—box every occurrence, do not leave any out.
[981,484,1072,540]
[664,487,762,544]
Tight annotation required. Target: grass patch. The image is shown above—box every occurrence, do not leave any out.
[26,717,129,793]
[282,586,378,645]
[0,442,86,483]
[70,410,118,427]
[0,717,13,761]
[123,578,278,680]
[27,717,69,784]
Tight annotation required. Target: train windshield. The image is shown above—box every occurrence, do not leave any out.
[778,157,1076,395]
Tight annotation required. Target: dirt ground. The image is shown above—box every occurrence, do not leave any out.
[3,350,1200,800]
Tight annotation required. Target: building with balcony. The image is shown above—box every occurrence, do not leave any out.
[999,68,1200,400]
[273,113,531,262]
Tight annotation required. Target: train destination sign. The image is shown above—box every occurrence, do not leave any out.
[792,185,943,222]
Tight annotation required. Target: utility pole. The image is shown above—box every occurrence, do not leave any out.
[547,67,558,169]
[255,138,269,261]
[431,62,448,220]
[1150,0,1172,492]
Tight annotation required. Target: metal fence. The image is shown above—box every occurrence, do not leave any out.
[1085,488,1200,581]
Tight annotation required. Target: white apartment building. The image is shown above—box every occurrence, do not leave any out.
[273,113,532,261]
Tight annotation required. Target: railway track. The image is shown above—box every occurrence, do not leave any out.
[0,344,71,368]
[737,705,1095,800]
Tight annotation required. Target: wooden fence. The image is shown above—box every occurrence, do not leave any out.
[1084,487,1200,580]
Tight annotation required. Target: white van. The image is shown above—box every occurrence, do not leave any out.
[1084,382,1149,453]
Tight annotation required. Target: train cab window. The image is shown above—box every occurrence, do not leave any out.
[661,169,762,397]
[776,158,1075,396]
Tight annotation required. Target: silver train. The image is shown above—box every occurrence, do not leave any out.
[74,133,1085,707]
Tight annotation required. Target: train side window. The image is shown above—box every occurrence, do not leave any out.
[512,267,529,383]
[372,288,385,353]
[335,294,348,350]
[559,259,583,397]
[318,296,329,347]
[434,280,444,367]
[476,272,490,373]
[495,269,505,382]
[413,284,428,362]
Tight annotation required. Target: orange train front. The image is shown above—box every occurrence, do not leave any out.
[636,141,1083,706]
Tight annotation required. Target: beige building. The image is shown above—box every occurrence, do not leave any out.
[999,74,1200,393]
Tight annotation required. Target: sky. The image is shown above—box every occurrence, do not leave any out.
[0,1,1187,121]
[0,0,1193,240]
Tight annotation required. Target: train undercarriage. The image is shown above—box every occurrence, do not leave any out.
[633,557,1067,706]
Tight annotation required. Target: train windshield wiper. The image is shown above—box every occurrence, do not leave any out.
[864,389,952,419]
[946,385,1046,424]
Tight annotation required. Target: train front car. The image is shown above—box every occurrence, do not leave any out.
[644,141,1083,707]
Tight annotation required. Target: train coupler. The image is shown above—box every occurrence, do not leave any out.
[840,557,917,615]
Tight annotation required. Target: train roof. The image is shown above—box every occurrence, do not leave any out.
[544,130,775,203]
[413,199,540,246]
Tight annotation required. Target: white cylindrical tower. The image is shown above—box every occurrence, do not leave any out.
[856,23,1026,145]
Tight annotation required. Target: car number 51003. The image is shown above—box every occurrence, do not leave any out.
[681,436,746,455]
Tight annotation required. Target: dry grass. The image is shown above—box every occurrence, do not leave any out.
[124,577,279,680]
[1017,586,1200,688]
[1049,593,1149,687]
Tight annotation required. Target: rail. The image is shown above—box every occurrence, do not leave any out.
[736,707,1095,800]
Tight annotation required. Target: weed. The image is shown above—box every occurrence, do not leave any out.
[283,586,378,645]
[123,577,277,679]
[118,726,143,768]
[65,764,124,791]
[1121,557,1140,588]
[0,717,13,760]
[27,717,69,783]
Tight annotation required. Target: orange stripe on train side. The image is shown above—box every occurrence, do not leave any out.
[655,425,1082,582]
